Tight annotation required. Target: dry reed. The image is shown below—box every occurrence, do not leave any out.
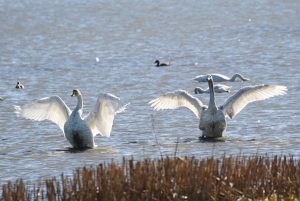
[1,155,300,201]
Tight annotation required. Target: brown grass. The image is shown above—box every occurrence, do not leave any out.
[1,155,300,201]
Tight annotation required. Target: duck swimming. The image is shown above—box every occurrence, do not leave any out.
[154,60,170,67]
[195,84,231,94]
[193,73,249,82]
[15,82,24,89]
[150,75,287,138]
[15,89,129,149]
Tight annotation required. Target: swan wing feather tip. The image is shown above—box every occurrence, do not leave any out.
[149,90,205,118]
[14,96,71,132]
[85,93,128,137]
[221,85,287,119]
[116,102,130,114]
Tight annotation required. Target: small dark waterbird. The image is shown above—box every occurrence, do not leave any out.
[15,82,24,89]
[154,60,170,67]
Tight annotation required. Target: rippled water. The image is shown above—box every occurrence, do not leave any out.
[0,0,299,185]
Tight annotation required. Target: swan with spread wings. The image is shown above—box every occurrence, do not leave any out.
[15,89,129,148]
[149,75,287,138]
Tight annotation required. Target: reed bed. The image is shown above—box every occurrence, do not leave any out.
[1,155,300,201]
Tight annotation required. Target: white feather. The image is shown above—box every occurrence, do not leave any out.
[149,90,205,119]
[221,85,288,118]
[85,93,130,137]
[193,73,249,82]
[195,84,231,94]
[14,96,71,132]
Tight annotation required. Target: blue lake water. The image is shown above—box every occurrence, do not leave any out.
[0,0,299,185]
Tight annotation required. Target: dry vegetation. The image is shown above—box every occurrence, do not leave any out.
[1,155,300,201]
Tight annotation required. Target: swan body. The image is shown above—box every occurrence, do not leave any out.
[150,75,287,138]
[154,60,170,67]
[193,73,249,82]
[195,84,231,94]
[16,82,24,89]
[15,89,129,148]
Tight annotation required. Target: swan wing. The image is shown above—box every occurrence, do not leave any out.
[221,85,287,119]
[15,96,71,132]
[149,90,205,119]
[85,93,129,137]
[193,75,206,82]
[214,84,231,92]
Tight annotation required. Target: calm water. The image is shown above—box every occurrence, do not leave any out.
[0,0,299,185]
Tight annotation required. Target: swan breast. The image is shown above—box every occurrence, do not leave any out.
[64,113,94,148]
[199,110,226,138]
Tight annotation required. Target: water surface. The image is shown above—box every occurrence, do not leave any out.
[0,0,299,185]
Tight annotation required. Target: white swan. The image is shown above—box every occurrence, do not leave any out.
[149,75,287,138]
[195,84,231,94]
[15,89,129,148]
[193,73,249,82]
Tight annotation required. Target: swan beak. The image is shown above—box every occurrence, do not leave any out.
[207,75,212,81]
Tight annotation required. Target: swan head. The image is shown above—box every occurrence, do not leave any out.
[154,60,159,64]
[71,89,82,97]
[206,75,213,83]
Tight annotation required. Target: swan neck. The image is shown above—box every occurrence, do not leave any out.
[195,87,206,94]
[208,81,217,109]
[231,73,245,81]
[75,95,83,111]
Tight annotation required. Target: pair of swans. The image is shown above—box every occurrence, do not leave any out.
[193,73,248,94]
[150,75,287,138]
[16,75,287,148]
[15,89,129,149]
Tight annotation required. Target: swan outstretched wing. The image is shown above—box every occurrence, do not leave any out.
[85,93,129,137]
[221,85,287,119]
[15,96,71,132]
[149,90,205,119]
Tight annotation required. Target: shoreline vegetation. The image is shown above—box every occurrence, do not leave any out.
[1,155,300,201]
